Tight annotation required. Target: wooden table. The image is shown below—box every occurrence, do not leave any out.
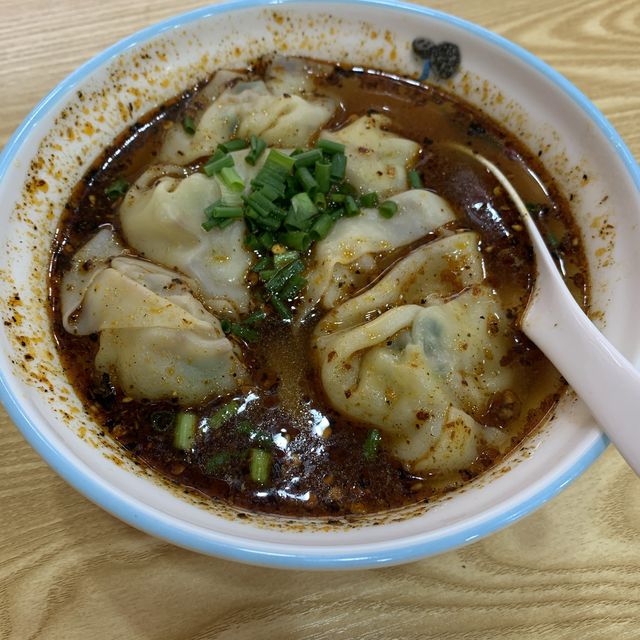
[1,1,639,637]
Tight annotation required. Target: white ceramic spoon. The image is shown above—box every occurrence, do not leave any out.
[454,145,640,475]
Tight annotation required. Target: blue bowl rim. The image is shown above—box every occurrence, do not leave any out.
[1,0,631,569]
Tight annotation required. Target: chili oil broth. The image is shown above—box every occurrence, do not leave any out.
[49,63,588,517]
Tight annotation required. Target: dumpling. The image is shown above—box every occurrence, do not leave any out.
[159,58,336,164]
[322,231,485,330]
[119,158,256,317]
[60,225,126,332]
[304,189,457,311]
[61,229,249,405]
[320,114,420,197]
[313,237,511,474]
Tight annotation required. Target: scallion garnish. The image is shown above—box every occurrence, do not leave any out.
[250,448,272,485]
[315,161,331,194]
[344,195,360,217]
[206,401,240,430]
[408,169,423,189]
[173,412,197,451]
[265,259,305,294]
[278,230,311,252]
[310,213,334,240]
[273,250,300,270]
[330,153,347,181]
[295,166,318,194]
[264,148,296,173]
[245,135,267,166]
[219,138,249,153]
[359,191,379,208]
[293,148,323,168]
[317,138,346,155]
[285,192,318,230]
[182,115,196,135]
[378,200,399,219]
[105,177,129,201]
[279,274,307,300]
[270,295,293,320]
[219,166,245,192]
[363,428,382,460]
[251,256,272,273]
[203,152,234,177]
[151,411,175,433]
[207,204,244,219]
[205,451,233,473]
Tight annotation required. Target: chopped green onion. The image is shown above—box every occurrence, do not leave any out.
[295,166,318,193]
[151,411,175,433]
[204,153,234,176]
[258,231,275,249]
[206,401,240,430]
[173,412,197,450]
[265,259,305,294]
[315,161,331,193]
[245,235,261,251]
[273,250,300,270]
[205,451,233,473]
[378,200,399,219]
[310,213,335,240]
[244,309,267,326]
[219,138,249,153]
[286,192,318,230]
[270,295,293,320]
[329,193,346,204]
[279,274,307,300]
[250,448,272,485]
[264,149,296,173]
[363,428,382,460]
[293,148,323,168]
[205,204,244,219]
[219,166,245,192]
[228,322,259,342]
[258,268,276,282]
[245,191,275,217]
[408,169,423,189]
[252,256,272,273]
[359,191,379,208]
[317,138,346,155]
[546,232,561,250]
[279,230,311,251]
[245,135,267,166]
[182,115,196,135]
[336,181,357,196]
[344,195,360,217]
[105,177,129,201]
[235,422,273,448]
[330,153,347,181]
[259,184,280,202]
[314,192,327,208]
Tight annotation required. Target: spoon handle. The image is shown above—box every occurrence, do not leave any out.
[523,254,640,474]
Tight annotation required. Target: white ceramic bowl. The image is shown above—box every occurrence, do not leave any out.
[1,0,639,569]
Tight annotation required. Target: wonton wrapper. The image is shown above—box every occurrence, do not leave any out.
[304,189,456,312]
[61,229,248,405]
[320,113,420,197]
[314,236,510,474]
[159,58,335,164]
[119,154,260,317]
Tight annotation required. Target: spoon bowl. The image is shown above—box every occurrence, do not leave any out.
[455,145,640,475]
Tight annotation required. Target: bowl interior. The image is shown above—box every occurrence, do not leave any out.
[0,0,637,568]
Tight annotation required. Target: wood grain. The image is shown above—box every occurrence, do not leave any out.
[1,1,640,638]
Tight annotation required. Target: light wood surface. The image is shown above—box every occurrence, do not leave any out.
[1,1,640,638]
